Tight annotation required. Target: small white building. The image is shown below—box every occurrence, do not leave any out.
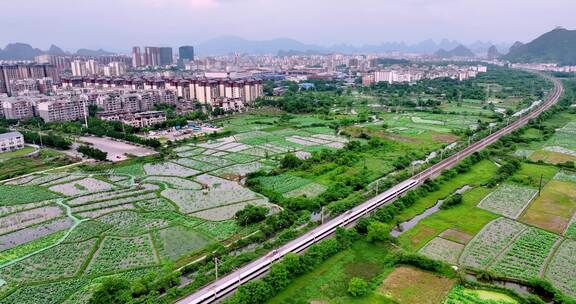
[0,131,25,153]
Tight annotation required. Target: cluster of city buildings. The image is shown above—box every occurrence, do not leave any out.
[0,63,58,95]
[131,46,194,68]
[0,72,263,127]
[361,64,488,86]
[509,62,576,72]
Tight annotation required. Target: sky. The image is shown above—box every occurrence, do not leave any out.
[1,0,575,53]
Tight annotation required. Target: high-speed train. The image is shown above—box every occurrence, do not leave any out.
[180,178,419,304]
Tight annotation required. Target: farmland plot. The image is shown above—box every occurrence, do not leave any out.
[153,226,212,261]
[71,192,158,213]
[0,185,59,205]
[195,221,238,241]
[143,162,200,177]
[136,198,177,212]
[0,217,73,251]
[0,239,96,284]
[477,184,537,219]
[255,174,312,194]
[566,215,576,239]
[554,170,576,183]
[0,200,53,217]
[66,184,159,206]
[546,129,576,151]
[0,206,64,235]
[0,278,86,304]
[418,237,464,264]
[177,148,206,158]
[63,220,111,243]
[40,174,85,187]
[48,178,114,196]
[284,183,327,198]
[77,204,136,219]
[97,211,170,236]
[172,158,220,172]
[191,155,236,167]
[520,180,576,234]
[223,153,260,164]
[191,199,278,221]
[488,227,559,281]
[144,176,202,190]
[238,147,268,157]
[459,218,527,269]
[161,187,261,213]
[213,162,272,180]
[544,239,576,297]
[21,173,70,186]
[111,163,145,177]
[86,235,158,275]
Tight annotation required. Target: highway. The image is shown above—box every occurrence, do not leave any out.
[176,73,563,304]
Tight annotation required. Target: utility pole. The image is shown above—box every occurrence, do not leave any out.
[37,121,43,147]
[538,174,543,196]
[321,206,324,224]
[214,257,220,279]
[83,101,89,128]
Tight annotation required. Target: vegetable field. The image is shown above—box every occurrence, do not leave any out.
[477,184,537,219]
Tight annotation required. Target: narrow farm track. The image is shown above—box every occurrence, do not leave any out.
[176,73,564,304]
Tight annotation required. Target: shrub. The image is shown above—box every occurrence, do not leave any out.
[78,145,108,161]
[348,277,370,297]
[367,221,391,243]
[440,193,462,210]
[235,204,269,226]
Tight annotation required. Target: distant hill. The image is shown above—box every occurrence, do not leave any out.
[487,45,501,60]
[435,45,475,58]
[197,35,509,56]
[75,48,115,57]
[0,43,116,60]
[0,43,43,60]
[503,28,576,65]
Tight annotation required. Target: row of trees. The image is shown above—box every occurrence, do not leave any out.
[78,145,108,161]
[20,130,71,149]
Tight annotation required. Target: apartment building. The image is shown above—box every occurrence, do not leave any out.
[36,98,87,122]
[99,111,166,128]
[1,97,35,120]
[0,63,57,95]
[0,131,25,153]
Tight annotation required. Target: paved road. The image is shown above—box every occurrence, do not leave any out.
[176,73,563,304]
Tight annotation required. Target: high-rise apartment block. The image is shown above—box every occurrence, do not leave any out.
[0,63,57,95]
[159,47,173,66]
[132,47,142,67]
[179,46,194,61]
[144,47,160,67]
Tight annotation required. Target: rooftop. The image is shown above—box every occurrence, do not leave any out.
[0,131,23,140]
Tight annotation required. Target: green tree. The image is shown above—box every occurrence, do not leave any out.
[89,278,132,304]
[235,204,269,226]
[348,277,370,297]
[280,153,302,169]
[367,221,392,243]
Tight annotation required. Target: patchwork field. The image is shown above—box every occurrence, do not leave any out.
[477,184,537,219]
[520,180,576,234]
[0,146,286,302]
[378,266,456,304]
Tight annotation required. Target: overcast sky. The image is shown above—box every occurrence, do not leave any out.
[1,0,574,52]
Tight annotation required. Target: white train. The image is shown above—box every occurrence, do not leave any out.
[181,178,419,304]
